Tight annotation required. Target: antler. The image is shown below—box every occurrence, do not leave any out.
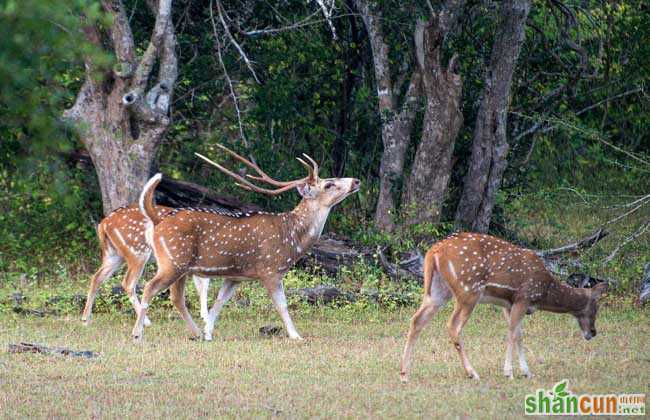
[195,145,318,195]
[213,144,303,187]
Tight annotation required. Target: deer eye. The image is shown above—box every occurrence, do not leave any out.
[324,182,335,189]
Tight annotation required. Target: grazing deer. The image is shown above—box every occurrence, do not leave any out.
[81,205,212,326]
[131,145,360,341]
[400,232,607,382]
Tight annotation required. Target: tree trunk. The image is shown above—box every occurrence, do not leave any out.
[402,2,464,226]
[455,0,531,232]
[374,73,421,231]
[355,0,421,232]
[63,0,177,215]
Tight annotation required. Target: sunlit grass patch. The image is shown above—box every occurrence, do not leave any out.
[0,303,647,418]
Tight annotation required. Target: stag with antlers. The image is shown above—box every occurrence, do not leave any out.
[132,145,360,341]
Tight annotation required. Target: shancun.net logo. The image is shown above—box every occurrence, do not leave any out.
[524,380,646,416]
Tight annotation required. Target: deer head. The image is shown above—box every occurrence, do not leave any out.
[575,282,608,340]
[196,145,359,214]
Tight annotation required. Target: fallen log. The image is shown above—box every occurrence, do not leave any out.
[536,228,609,258]
[155,177,262,212]
[298,236,373,276]
[8,342,99,359]
[288,285,354,305]
[378,248,424,282]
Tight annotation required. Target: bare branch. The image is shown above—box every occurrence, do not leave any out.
[314,0,337,39]
[575,86,644,116]
[209,0,249,147]
[536,228,609,258]
[215,0,260,84]
[603,195,650,227]
[604,220,650,264]
[511,112,650,167]
[242,10,324,36]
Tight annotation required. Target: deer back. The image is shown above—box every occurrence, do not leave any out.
[432,233,553,304]
[149,206,317,279]
[101,205,171,259]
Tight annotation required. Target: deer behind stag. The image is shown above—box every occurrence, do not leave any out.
[400,232,607,381]
[132,145,360,341]
[81,204,211,326]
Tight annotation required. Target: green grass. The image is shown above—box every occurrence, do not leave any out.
[0,302,648,418]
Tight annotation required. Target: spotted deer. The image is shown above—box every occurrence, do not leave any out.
[400,232,607,382]
[131,145,360,341]
[81,205,211,326]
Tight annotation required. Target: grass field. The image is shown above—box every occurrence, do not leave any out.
[0,302,648,418]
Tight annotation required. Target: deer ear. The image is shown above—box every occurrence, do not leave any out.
[296,183,317,198]
[592,282,608,300]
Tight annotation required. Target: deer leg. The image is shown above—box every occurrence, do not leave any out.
[192,275,211,322]
[204,279,238,341]
[515,321,531,378]
[169,276,201,339]
[264,278,302,340]
[121,255,152,327]
[503,307,514,378]
[132,268,180,341]
[82,252,123,325]
[400,271,451,382]
[400,300,441,382]
[504,302,527,379]
[447,297,480,380]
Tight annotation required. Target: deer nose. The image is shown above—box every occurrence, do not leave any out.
[352,179,360,188]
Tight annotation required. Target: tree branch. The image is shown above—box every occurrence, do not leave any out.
[354,0,394,113]
[215,0,260,84]
[131,0,173,92]
[536,228,609,258]
[604,220,650,264]
[209,0,249,147]
[101,0,136,66]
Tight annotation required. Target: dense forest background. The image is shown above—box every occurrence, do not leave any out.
[1,0,648,297]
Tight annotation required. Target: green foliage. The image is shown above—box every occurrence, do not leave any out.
[0,160,101,279]
[1,0,648,297]
[0,0,109,149]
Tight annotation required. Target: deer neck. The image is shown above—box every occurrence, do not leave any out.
[539,281,590,314]
[284,199,331,254]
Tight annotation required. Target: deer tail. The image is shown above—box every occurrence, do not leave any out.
[139,173,163,226]
[422,249,439,298]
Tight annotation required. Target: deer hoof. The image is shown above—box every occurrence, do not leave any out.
[399,373,410,383]
[468,371,480,380]
[204,333,213,342]
[522,371,533,379]
[504,369,514,379]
